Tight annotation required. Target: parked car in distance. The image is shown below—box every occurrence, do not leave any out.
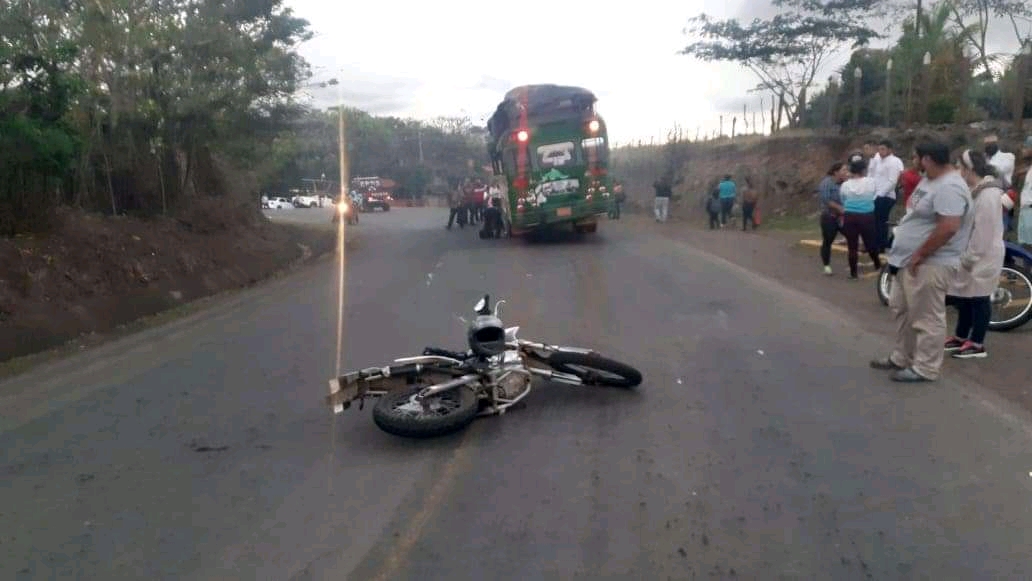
[265,197,292,209]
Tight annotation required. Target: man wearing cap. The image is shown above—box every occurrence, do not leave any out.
[870,141,974,383]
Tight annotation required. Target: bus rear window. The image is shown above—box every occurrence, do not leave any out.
[581,137,608,164]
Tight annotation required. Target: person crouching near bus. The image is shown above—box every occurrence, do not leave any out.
[945,149,1005,359]
[838,153,883,279]
[479,197,505,239]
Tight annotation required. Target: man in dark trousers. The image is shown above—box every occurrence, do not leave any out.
[446,187,464,229]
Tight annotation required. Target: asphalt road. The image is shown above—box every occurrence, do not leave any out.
[3,207,1032,580]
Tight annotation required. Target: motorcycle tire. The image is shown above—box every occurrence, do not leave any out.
[988,265,1032,332]
[372,385,478,438]
[546,351,643,388]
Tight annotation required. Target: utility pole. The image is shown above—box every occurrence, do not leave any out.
[418,129,424,164]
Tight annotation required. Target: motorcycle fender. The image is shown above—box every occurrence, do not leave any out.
[325,368,407,413]
[555,346,594,355]
[326,376,366,413]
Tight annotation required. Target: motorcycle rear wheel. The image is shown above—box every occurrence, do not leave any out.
[546,352,643,388]
[372,386,478,438]
[877,264,893,306]
[989,265,1032,332]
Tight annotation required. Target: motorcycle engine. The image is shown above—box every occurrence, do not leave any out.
[495,369,530,400]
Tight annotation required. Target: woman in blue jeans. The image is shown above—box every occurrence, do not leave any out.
[817,162,849,275]
[838,153,883,278]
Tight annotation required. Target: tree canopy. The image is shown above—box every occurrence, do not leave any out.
[680,0,888,127]
[0,0,488,236]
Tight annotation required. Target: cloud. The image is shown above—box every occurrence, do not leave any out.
[472,75,515,94]
[304,67,427,116]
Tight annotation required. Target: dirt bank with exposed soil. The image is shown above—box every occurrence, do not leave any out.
[0,201,336,363]
[612,124,1030,220]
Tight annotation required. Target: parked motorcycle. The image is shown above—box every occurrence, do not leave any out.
[876,223,1032,331]
[325,294,643,438]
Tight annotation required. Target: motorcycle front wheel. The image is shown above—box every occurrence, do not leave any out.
[546,352,643,388]
[372,386,479,438]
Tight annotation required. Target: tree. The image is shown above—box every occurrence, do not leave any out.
[1,0,314,232]
[680,0,887,128]
[944,0,1032,79]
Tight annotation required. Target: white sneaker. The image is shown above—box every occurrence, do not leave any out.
[823,266,833,275]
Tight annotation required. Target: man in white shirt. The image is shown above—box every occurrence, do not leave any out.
[872,139,905,252]
[984,134,1015,187]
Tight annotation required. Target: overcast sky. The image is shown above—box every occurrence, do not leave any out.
[286,0,1029,145]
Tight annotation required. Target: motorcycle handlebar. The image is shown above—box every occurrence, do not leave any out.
[422,347,469,360]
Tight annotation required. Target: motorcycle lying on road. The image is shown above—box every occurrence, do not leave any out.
[876,222,1032,331]
[325,294,643,438]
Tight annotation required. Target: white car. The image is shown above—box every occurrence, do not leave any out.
[266,197,292,209]
[293,195,320,208]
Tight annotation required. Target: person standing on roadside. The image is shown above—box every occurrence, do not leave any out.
[839,153,883,279]
[818,162,849,275]
[872,140,905,252]
[945,149,1005,360]
[446,186,462,230]
[740,178,759,230]
[899,151,924,213]
[652,175,672,222]
[706,189,721,229]
[717,175,736,226]
[984,134,1015,186]
[1006,136,1032,234]
[610,180,625,219]
[870,141,973,383]
[1019,137,1032,245]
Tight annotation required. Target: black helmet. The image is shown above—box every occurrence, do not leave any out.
[467,314,506,357]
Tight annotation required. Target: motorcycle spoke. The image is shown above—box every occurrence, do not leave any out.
[392,392,464,418]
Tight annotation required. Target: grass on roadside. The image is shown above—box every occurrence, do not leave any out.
[759,213,819,234]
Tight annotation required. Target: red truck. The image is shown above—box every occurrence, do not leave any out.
[351,176,395,212]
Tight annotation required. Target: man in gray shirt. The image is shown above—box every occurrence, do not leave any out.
[870,141,973,383]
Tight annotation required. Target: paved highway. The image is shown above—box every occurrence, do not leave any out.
[2,207,1031,580]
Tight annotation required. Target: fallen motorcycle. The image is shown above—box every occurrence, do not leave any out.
[325,294,643,438]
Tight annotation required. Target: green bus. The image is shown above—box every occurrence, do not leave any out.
[487,84,614,236]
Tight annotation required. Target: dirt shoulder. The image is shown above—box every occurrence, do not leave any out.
[0,205,338,365]
[621,213,1032,414]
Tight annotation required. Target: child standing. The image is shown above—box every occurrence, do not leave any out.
[706,190,721,229]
